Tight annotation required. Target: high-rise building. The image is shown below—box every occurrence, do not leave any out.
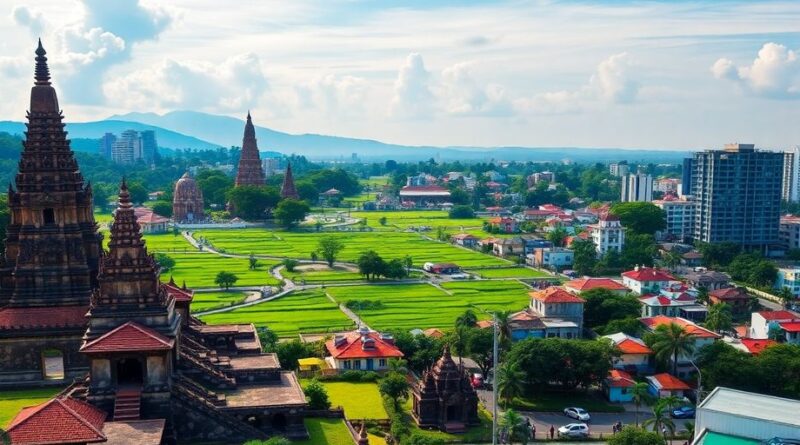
[235,112,266,186]
[140,129,158,162]
[99,132,116,158]
[681,158,693,197]
[782,146,800,203]
[609,162,630,177]
[653,197,696,242]
[262,157,279,177]
[692,143,783,252]
[621,173,653,202]
[111,129,140,165]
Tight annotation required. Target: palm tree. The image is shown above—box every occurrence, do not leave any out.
[388,358,408,374]
[496,361,525,408]
[778,286,796,308]
[662,251,682,271]
[696,286,709,305]
[631,382,652,427]
[705,303,733,333]
[650,322,696,376]
[495,310,514,346]
[500,409,528,445]
[456,309,478,329]
[660,394,682,412]
[642,399,675,438]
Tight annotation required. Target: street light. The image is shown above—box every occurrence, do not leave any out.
[688,359,702,402]
[492,311,499,445]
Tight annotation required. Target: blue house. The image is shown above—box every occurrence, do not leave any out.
[604,369,636,402]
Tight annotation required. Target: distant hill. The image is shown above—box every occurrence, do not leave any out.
[0,120,222,153]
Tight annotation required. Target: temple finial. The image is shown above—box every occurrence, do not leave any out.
[118,178,132,207]
[34,38,51,86]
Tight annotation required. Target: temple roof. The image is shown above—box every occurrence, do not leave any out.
[235,112,265,187]
[280,162,299,199]
[7,397,107,445]
[0,305,88,329]
[81,321,174,353]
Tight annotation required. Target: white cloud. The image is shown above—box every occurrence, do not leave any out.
[439,62,512,116]
[389,53,435,120]
[712,43,800,98]
[591,52,638,103]
[294,74,368,118]
[11,5,45,36]
[103,53,269,112]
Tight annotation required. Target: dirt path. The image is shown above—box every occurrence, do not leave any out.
[326,291,370,330]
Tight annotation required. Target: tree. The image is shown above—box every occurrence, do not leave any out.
[495,361,525,407]
[274,199,310,228]
[282,258,299,272]
[248,254,259,270]
[600,317,644,337]
[379,372,410,409]
[547,227,568,247]
[607,426,662,445]
[196,169,234,206]
[580,289,641,330]
[0,194,10,243]
[630,382,652,427]
[126,181,149,204]
[697,242,741,268]
[295,181,319,203]
[150,200,173,217]
[214,271,238,290]
[661,250,682,271]
[317,237,344,267]
[621,233,658,269]
[404,255,413,275]
[778,286,796,307]
[226,185,281,220]
[379,216,387,226]
[384,258,408,279]
[494,311,513,346]
[506,338,614,390]
[276,339,322,371]
[257,326,278,352]
[696,286,709,304]
[649,322,696,375]
[572,239,597,276]
[455,310,478,329]
[609,202,666,235]
[357,250,386,280]
[304,379,331,410]
[449,205,475,219]
[388,358,408,374]
[154,253,175,272]
[500,409,528,445]
[466,327,494,378]
[642,399,675,437]
[705,303,733,333]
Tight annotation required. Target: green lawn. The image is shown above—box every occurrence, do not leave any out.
[159,253,280,289]
[199,290,354,337]
[142,232,197,252]
[466,267,551,279]
[190,291,249,313]
[400,397,493,443]
[0,387,63,427]
[194,229,508,268]
[301,381,388,420]
[327,281,530,331]
[296,418,386,445]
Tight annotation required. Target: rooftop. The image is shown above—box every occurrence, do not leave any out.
[529,286,585,304]
[223,372,307,408]
[325,330,404,359]
[564,277,628,292]
[81,321,174,353]
[622,267,676,282]
[648,373,691,391]
[604,332,652,354]
[757,310,800,321]
[640,315,721,339]
[606,369,636,388]
[0,305,88,329]
[7,398,107,445]
[103,420,165,445]
[698,386,800,428]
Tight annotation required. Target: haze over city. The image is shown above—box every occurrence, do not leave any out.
[0,0,799,150]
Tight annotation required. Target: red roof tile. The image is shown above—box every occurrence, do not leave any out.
[7,397,107,445]
[649,373,691,391]
[325,331,404,360]
[622,267,676,282]
[758,310,800,321]
[617,338,653,355]
[640,315,721,339]
[564,278,628,292]
[779,322,800,333]
[607,369,636,388]
[529,287,585,304]
[709,287,750,301]
[0,306,88,329]
[740,338,778,354]
[164,282,193,302]
[81,321,174,353]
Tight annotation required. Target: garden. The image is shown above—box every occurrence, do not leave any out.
[0,387,63,427]
[297,418,386,445]
[300,380,389,420]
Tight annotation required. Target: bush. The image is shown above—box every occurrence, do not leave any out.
[449,205,475,219]
[402,433,445,445]
[331,370,381,383]
[282,258,299,272]
[345,300,385,311]
[304,379,331,410]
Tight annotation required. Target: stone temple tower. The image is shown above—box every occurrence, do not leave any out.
[234,112,266,187]
[280,162,300,200]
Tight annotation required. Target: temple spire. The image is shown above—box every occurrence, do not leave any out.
[280,162,299,199]
[34,38,51,86]
[234,112,265,187]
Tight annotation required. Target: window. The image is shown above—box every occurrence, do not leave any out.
[343,360,351,369]
[41,349,64,380]
[379,359,386,367]
[353,360,361,370]
[43,208,55,225]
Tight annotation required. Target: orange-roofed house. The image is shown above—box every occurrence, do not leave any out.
[452,233,479,248]
[563,277,629,295]
[621,266,677,295]
[603,369,637,402]
[488,217,517,234]
[727,338,778,355]
[640,315,720,378]
[325,327,404,371]
[603,332,653,373]
[505,287,585,341]
[646,373,691,398]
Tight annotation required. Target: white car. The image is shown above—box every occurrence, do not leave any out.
[558,423,589,438]
[563,407,591,422]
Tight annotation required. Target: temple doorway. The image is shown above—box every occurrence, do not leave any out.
[446,404,459,422]
[271,413,287,432]
[117,358,144,386]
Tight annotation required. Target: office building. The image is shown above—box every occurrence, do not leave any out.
[681,158,693,197]
[140,130,158,162]
[782,146,800,202]
[262,157,279,177]
[609,162,629,177]
[691,143,783,252]
[99,132,116,159]
[111,130,141,165]
[620,173,653,202]
[653,196,696,242]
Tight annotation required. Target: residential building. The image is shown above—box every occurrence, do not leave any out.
[779,215,800,249]
[399,185,451,207]
[488,217,517,233]
[452,233,479,248]
[653,196,696,242]
[621,267,677,295]
[604,332,652,373]
[693,387,800,443]
[519,235,552,255]
[783,146,800,202]
[423,263,461,275]
[681,157,693,197]
[262,157,279,177]
[708,287,751,315]
[776,265,800,296]
[604,369,636,402]
[639,291,699,318]
[691,143,783,253]
[139,130,158,162]
[526,171,554,188]
[133,207,169,234]
[749,310,800,341]
[588,213,625,256]
[725,338,777,355]
[111,129,141,165]
[647,373,691,399]
[683,270,731,291]
[654,178,680,193]
[508,287,585,340]
[640,315,720,378]
[609,162,630,177]
[621,173,653,202]
[527,247,573,269]
[99,132,116,158]
[563,277,629,295]
[324,328,404,371]
[492,237,524,257]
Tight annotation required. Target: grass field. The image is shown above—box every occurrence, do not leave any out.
[285,266,366,284]
[297,418,386,445]
[349,210,488,230]
[327,281,530,331]
[301,380,389,420]
[466,267,551,279]
[158,253,280,289]
[199,290,355,337]
[190,291,249,313]
[195,229,509,268]
[0,387,63,427]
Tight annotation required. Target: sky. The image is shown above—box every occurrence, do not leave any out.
[0,0,798,150]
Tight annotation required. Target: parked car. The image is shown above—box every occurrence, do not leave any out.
[471,373,484,389]
[671,406,696,419]
[563,407,591,422]
[557,423,589,438]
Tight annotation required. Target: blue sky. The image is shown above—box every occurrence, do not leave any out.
[0,0,798,150]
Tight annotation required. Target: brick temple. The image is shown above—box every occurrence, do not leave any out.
[234,112,266,187]
[280,162,300,199]
[1,41,308,444]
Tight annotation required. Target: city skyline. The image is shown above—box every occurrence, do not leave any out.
[0,0,798,150]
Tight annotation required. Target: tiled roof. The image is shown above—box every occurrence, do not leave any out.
[779,322,800,333]
[565,277,628,292]
[740,338,777,354]
[325,331,404,360]
[7,397,107,445]
[529,287,585,304]
[81,321,174,353]
[640,315,721,339]
[400,185,450,195]
[622,267,676,282]
[0,305,88,329]
[137,212,169,224]
[163,282,193,302]
[649,373,691,391]
[508,310,547,330]
[452,233,478,240]
[607,369,636,388]
[709,287,750,300]
[605,333,653,354]
[757,310,800,321]
[423,328,444,338]
[476,320,493,329]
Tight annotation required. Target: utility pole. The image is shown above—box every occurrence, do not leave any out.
[492,311,499,445]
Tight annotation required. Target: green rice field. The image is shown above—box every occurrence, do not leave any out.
[326,281,530,331]
[190,291,249,313]
[199,290,355,337]
[466,267,551,279]
[297,418,386,445]
[285,267,366,284]
[159,253,280,288]
[349,210,488,230]
[0,387,63,427]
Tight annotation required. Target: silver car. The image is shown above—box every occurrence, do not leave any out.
[558,423,589,438]
[563,407,591,422]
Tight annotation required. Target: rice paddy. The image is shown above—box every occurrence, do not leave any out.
[159,253,280,288]
[190,291,249,313]
[466,267,551,279]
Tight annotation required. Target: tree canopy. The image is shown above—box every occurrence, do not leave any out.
[610,202,666,235]
[505,338,615,390]
[227,185,281,220]
[274,199,310,228]
[580,289,641,331]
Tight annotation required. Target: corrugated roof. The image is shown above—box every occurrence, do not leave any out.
[699,387,800,427]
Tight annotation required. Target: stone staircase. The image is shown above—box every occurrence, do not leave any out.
[113,388,141,421]
[179,348,237,389]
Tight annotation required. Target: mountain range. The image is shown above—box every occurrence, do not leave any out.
[0,110,692,163]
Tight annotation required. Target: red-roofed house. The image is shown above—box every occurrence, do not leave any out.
[640,315,720,378]
[80,321,175,354]
[647,373,691,398]
[399,185,451,207]
[604,332,653,373]
[621,267,677,295]
[749,310,800,339]
[604,369,637,402]
[452,233,479,248]
[727,338,778,355]
[779,322,800,345]
[638,291,700,318]
[488,217,517,233]
[133,207,169,234]
[6,397,108,445]
[563,277,629,295]
[709,287,752,315]
[325,327,404,371]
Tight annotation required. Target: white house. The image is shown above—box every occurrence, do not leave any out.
[526,247,573,269]
[749,310,800,341]
[588,213,625,257]
[775,266,800,297]
[324,328,404,371]
[621,267,677,295]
